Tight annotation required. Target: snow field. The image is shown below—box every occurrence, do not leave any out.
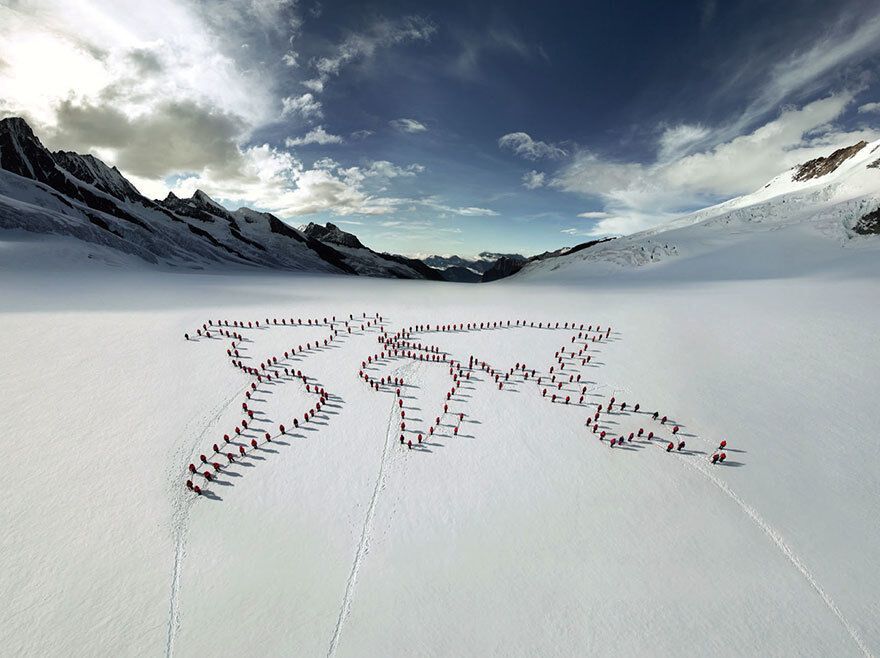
[2,268,879,656]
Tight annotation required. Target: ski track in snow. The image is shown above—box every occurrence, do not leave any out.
[326,360,416,658]
[679,454,874,658]
[599,381,871,655]
[164,384,248,658]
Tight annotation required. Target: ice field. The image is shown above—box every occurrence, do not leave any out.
[2,228,880,657]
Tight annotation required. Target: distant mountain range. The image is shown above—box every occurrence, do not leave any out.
[0,116,605,282]
[0,117,534,280]
[3,116,875,282]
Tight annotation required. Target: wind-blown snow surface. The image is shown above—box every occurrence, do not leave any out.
[2,236,880,657]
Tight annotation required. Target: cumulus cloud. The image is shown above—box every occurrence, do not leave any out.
[858,102,880,114]
[0,0,290,212]
[159,147,419,217]
[362,161,425,178]
[521,170,545,189]
[282,92,323,119]
[552,92,880,236]
[389,118,427,133]
[577,211,611,219]
[0,1,450,225]
[351,129,373,140]
[498,132,567,160]
[50,98,247,178]
[301,78,325,93]
[284,125,343,146]
[0,1,274,131]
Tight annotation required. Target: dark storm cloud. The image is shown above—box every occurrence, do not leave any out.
[51,99,246,178]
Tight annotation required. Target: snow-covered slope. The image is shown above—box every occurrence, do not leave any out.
[515,140,880,281]
[0,117,355,273]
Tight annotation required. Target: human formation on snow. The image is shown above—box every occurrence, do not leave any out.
[183,314,738,496]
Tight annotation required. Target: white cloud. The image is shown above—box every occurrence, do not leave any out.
[577,211,611,219]
[314,16,435,78]
[521,170,545,189]
[714,13,880,143]
[334,161,423,193]
[420,198,498,216]
[450,26,539,79]
[389,118,427,133]
[661,94,868,195]
[161,146,413,217]
[363,161,424,178]
[297,15,435,103]
[457,207,498,216]
[498,132,567,160]
[657,124,710,161]
[282,92,323,119]
[351,129,373,140]
[552,92,880,236]
[301,78,325,93]
[548,13,880,238]
[0,1,441,223]
[284,125,343,146]
[0,0,274,132]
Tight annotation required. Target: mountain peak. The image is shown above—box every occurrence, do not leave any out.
[52,149,142,202]
[302,222,365,249]
[190,189,228,213]
[0,116,37,137]
[793,141,868,182]
[0,115,62,182]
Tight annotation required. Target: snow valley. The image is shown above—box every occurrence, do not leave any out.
[3,75,880,658]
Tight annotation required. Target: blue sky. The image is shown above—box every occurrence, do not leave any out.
[2,0,880,256]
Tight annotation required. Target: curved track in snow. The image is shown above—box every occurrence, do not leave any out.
[326,360,417,657]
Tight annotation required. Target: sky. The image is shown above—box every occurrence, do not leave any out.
[2,0,880,257]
